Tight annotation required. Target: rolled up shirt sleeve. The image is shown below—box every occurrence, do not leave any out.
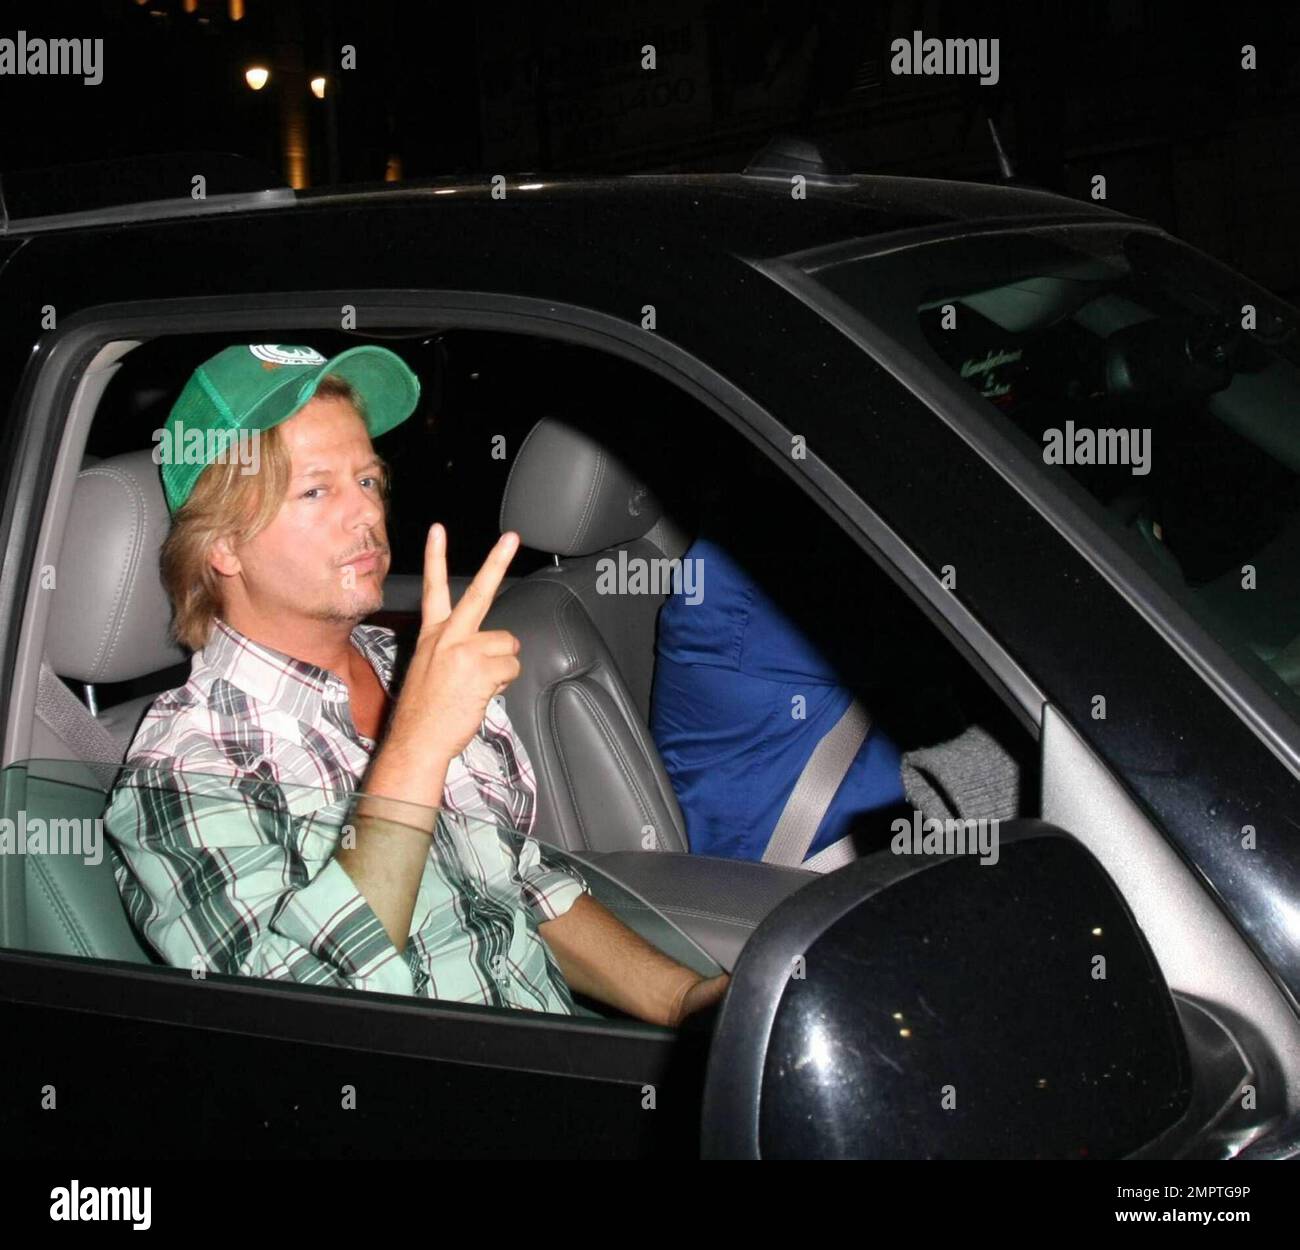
[514,833,591,926]
[104,760,424,997]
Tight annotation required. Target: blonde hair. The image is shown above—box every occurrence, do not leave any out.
[160,374,389,650]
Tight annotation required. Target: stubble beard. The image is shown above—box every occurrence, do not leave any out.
[318,554,387,624]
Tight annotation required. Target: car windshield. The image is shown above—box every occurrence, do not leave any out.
[1,756,722,1013]
[809,225,1300,708]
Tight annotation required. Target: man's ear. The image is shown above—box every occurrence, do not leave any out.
[209,533,242,578]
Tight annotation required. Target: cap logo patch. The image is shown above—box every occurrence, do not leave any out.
[248,344,327,366]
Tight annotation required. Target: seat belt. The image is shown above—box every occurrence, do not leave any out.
[35,661,126,791]
[761,699,869,871]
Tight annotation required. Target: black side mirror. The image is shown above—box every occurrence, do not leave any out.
[701,822,1276,1159]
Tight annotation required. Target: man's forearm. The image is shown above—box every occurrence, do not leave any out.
[334,745,450,951]
[364,735,452,813]
[537,893,704,1026]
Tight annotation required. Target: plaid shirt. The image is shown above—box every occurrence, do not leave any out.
[104,618,589,1013]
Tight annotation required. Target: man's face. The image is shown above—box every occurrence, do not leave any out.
[213,395,390,627]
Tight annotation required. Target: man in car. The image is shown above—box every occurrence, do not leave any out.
[104,343,728,1026]
[652,461,1021,869]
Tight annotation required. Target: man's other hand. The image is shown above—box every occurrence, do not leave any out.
[670,972,731,1027]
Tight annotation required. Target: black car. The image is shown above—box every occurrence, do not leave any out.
[1,156,1298,1160]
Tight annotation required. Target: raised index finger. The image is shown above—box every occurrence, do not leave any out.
[442,531,519,639]
[422,523,453,630]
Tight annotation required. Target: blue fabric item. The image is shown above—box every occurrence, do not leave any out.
[651,536,906,863]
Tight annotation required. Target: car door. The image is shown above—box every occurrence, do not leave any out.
[0,756,725,1158]
[684,218,1300,1158]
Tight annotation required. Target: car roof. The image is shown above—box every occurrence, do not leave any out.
[310,172,1135,252]
[3,169,1136,258]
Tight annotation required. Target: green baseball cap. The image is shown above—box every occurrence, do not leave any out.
[158,343,421,512]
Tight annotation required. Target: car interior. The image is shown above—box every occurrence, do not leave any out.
[2,326,1038,1023]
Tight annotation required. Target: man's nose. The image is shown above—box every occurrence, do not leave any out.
[346,479,385,529]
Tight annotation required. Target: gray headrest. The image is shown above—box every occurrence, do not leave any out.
[500,418,662,557]
[47,449,187,683]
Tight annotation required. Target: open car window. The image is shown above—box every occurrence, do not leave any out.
[0,757,722,1016]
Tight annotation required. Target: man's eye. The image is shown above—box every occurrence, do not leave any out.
[301,487,324,500]
[360,476,380,490]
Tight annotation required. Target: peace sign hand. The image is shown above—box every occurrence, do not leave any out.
[387,524,522,768]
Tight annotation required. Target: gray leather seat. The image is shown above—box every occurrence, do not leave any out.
[48,450,188,751]
[482,419,820,970]
[23,449,187,963]
[486,418,693,855]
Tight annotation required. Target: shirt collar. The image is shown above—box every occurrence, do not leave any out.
[198,618,397,726]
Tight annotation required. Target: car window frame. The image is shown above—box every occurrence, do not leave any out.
[0,283,1048,1072]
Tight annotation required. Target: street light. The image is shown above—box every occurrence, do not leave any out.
[310,76,326,100]
[244,65,270,91]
